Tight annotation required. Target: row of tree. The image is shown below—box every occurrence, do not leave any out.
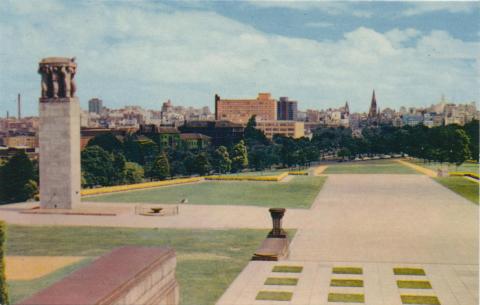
[1,118,478,202]
[312,120,478,165]
[68,117,480,188]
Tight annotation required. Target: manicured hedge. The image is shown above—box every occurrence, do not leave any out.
[0,221,8,305]
[288,171,308,176]
[449,171,479,180]
[81,177,202,196]
[205,172,288,182]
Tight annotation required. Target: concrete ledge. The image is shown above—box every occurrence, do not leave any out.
[20,209,117,216]
[17,246,179,305]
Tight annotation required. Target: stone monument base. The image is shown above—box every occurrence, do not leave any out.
[251,238,289,261]
[39,98,81,210]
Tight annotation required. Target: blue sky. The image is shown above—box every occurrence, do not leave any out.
[1,0,479,116]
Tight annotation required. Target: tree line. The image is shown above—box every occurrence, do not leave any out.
[0,118,477,203]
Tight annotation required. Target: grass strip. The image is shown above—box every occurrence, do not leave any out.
[332,267,363,275]
[256,290,293,301]
[434,177,479,204]
[394,267,426,276]
[401,295,440,305]
[328,293,365,303]
[397,280,432,289]
[87,176,327,209]
[330,278,364,287]
[264,277,298,286]
[272,265,303,273]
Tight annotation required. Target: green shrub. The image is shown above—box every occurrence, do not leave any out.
[0,221,9,304]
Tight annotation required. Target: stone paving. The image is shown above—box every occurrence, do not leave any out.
[216,261,478,305]
[217,174,478,305]
[0,173,477,305]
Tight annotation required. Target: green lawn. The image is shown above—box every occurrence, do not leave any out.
[411,159,479,173]
[434,177,479,204]
[6,225,282,305]
[85,176,327,209]
[324,160,418,174]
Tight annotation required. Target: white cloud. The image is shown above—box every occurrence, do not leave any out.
[247,0,373,18]
[402,2,479,16]
[385,28,421,47]
[0,2,478,115]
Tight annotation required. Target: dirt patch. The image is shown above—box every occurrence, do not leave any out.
[6,256,85,280]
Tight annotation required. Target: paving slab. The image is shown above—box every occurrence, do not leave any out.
[217,174,477,305]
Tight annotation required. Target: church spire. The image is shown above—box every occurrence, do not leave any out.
[368,89,377,118]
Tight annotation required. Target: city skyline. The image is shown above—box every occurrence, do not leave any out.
[1,1,479,116]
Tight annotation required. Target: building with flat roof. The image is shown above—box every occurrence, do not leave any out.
[215,93,277,124]
[180,133,211,150]
[255,120,304,139]
[88,98,103,114]
[179,120,244,147]
[277,97,298,121]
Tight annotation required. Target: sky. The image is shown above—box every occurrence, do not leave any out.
[0,0,479,116]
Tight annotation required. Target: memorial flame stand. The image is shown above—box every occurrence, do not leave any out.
[252,208,289,261]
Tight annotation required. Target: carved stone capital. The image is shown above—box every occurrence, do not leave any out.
[38,57,77,99]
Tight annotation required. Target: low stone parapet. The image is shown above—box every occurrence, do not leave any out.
[17,246,179,305]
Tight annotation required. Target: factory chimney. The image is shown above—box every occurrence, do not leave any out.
[17,93,21,119]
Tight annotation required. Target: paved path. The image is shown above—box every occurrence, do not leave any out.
[217,174,478,305]
[0,201,310,229]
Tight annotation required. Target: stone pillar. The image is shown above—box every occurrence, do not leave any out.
[268,208,287,238]
[38,57,80,209]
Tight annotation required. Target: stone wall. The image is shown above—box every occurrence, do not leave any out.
[17,246,179,305]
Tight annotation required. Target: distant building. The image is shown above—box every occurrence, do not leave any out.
[80,127,132,150]
[179,120,244,147]
[402,114,424,127]
[88,98,103,114]
[255,121,305,139]
[215,93,277,124]
[3,133,38,149]
[277,97,298,121]
[180,133,211,150]
[139,124,180,148]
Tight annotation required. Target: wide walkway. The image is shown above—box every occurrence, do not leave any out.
[217,174,478,305]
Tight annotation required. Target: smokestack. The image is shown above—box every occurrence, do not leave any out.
[6,111,9,119]
[17,93,21,119]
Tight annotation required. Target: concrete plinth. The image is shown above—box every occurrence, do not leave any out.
[39,98,80,209]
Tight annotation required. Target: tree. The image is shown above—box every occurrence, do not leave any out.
[212,146,231,173]
[337,148,351,160]
[81,145,115,187]
[194,152,212,176]
[87,133,123,153]
[123,162,144,184]
[244,115,269,146]
[0,151,37,203]
[464,120,479,161]
[112,153,127,184]
[231,140,248,172]
[445,128,471,166]
[151,152,170,180]
[123,135,143,164]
